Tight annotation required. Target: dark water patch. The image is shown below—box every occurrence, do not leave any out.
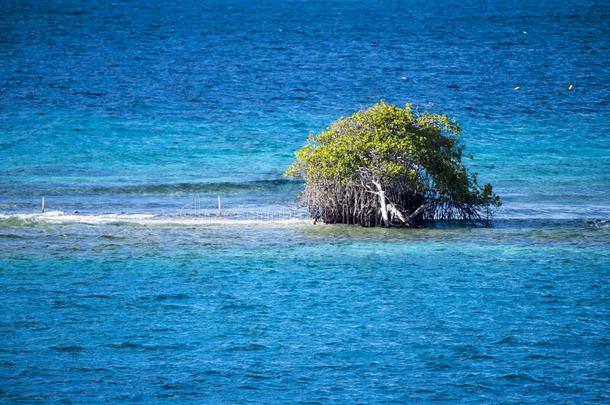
[495,336,518,345]
[51,299,91,310]
[151,293,191,301]
[0,320,45,329]
[148,327,177,333]
[533,340,554,348]
[226,343,269,352]
[235,385,260,391]
[454,382,493,392]
[159,382,194,391]
[196,369,225,377]
[49,345,84,353]
[452,344,481,354]
[155,392,207,399]
[72,91,107,98]
[246,373,274,381]
[156,304,196,311]
[99,234,127,240]
[0,233,23,239]
[109,394,145,402]
[105,342,190,351]
[424,360,452,371]
[69,367,109,373]
[106,342,147,350]
[596,337,610,347]
[500,373,541,383]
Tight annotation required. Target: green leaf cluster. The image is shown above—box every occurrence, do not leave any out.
[286,101,500,211]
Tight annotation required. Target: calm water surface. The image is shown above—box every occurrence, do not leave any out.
[1,0,609,402]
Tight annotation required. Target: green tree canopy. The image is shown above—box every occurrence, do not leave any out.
[286,101,500,227]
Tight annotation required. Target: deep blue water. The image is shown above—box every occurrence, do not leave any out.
[1,0,609,402]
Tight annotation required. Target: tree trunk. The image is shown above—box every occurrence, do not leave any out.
[371,180,389,227]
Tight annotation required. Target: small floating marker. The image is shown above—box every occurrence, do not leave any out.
[41,196,45,213]
[514,86,521,91]
[568,84,574,91]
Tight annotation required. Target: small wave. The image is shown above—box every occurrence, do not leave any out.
[499,373,541,383]
[0,179,302,197]
[90,179,301,195]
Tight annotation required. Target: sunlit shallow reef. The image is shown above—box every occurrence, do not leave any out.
[0,218,609,402]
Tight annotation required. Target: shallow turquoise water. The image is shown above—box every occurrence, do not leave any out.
[1,221,609,402]
[1,0,609,402]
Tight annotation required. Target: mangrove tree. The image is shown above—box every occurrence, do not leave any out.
[285,101,500,227]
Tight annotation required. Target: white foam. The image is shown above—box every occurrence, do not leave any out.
[0,211,312,227]
[1,206,608,227]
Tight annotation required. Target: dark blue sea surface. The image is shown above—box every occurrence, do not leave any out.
[1,0,609,402]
